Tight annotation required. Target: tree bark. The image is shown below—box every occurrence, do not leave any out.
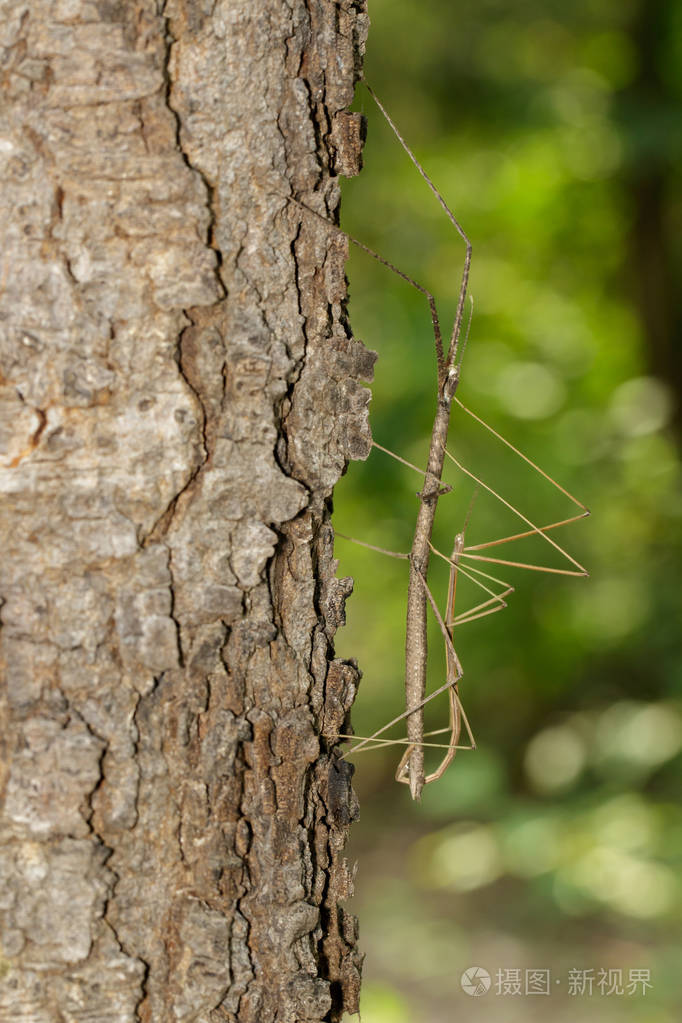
[0,2,371,1020]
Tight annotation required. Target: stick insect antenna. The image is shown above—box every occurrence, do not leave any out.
[461,481,480,536]
[456,295,475,373]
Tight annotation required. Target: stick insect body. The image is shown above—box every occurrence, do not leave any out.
[284,80,589,800]
[396,531,470,788]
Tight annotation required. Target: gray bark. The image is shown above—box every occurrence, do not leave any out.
[0,1,372,1020]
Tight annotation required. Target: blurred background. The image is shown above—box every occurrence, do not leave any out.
[334,0,682,1020]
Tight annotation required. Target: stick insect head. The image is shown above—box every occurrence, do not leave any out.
[442,364,460,401]
[452,532,465,560]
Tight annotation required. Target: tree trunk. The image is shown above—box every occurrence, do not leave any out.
[0,2,371,1020]
[619,0,682,434]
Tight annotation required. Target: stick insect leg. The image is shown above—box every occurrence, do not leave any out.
[429,543,515,624]
[466,515,589,553]
[455,396,589,513]
[282,193,446,374]
[341,562,466,757]
[337,534,507,768]
[335,531,409,562]
[343,732,471,753]
[341,557,505,755]
[333,535,488,761]
[371,440,452,495]
[362,81,472,364]
[340,673,464,756]
[444,448,589,577]
[451,396,589,564]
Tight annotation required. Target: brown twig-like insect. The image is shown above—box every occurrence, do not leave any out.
[284,81,589,800]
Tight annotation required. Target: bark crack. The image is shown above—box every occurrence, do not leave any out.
[161,3,223,266]
[165,545,185,668]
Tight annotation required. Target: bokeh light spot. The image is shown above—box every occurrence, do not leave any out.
[414,823,502,892]
[570,577,648,646]
[495,361,566,419]
[563,846,678,919]
[594,701,682,773]
[610,376,674,437]
[524,724,587,793]
[590,794,658,853]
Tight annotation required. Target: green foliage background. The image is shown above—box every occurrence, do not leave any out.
[334,0,682,1019]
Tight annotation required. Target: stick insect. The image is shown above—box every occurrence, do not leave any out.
[284,80,589,800]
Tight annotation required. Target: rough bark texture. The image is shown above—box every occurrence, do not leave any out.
[0,2,372,1020]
